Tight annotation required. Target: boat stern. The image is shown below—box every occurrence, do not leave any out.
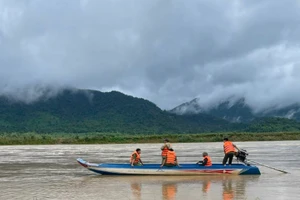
[239,166,261,175]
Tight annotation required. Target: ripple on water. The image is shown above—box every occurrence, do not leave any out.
[0,141,300,200]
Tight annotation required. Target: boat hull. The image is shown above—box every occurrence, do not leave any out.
[77,158,260,176]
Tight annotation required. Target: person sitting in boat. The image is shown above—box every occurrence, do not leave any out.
[130,148,144,167]
[161,139,172,166]
[160,148,179,167]
[223,138,239,166]
[196,152,212,166]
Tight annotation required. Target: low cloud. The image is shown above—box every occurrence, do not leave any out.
[1,0,300,111]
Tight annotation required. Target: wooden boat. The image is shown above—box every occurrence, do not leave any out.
[77,158,261,175]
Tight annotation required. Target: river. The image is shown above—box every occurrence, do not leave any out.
[0,141,299,200]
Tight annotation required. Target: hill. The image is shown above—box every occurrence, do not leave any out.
[0,89,233,133]
[170,98,300,123]
[244,117,300,132]
[171,98,254,122]
[2,89,300,134]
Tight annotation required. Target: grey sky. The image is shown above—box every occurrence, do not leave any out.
[1,0,300,111]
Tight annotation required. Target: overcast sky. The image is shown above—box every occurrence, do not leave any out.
[1,0,300,111]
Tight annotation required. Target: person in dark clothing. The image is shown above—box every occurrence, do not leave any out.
[223,138,239,166]
[196,152,212,166]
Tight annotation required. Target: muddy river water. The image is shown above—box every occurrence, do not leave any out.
[0,141,299,200]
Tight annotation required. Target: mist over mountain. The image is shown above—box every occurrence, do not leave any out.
[1,88,300,134]
[1,0,300,110]
[0,88,236,133]
[170,97,300,123]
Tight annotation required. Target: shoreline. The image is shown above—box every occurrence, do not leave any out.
[0,132,300,145]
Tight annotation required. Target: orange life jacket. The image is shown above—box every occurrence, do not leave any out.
[130,151,140,164]
[203,155,212,166]
[223,141,235,154]
[166,151,176,164]
[223,191,234,200]
[161,143,171,156]
[202,182,211,193]
[163,184,176,198]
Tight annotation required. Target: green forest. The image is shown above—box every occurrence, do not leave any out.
[1,132,300,145]
[1,89,300,137]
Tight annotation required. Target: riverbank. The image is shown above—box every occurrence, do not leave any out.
[1,132,300,145]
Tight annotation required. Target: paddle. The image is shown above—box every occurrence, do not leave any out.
[248,160,289,174]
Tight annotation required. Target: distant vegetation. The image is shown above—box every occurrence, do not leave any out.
[244,117,300,132]
[0,89,238,133]
[2,88,300,136]
[1,132,300,145]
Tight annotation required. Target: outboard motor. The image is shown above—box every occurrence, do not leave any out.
[236,149,249,163]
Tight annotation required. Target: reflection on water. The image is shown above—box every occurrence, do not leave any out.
[162,183,177,200]
[0,141,300,199]
[126,176,258,200]
[131,183,142,200]
[202,180,211,193]
[222,178,234,200]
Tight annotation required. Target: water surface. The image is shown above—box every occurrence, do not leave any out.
[0,141,299,200]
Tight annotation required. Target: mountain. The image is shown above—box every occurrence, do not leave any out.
[170,97,300,123]
[244,117,300,132]
[259,104,300,120]
[170,98,254,122]
[0,88,233,133]
[2,89,300,134]
[170,98,203,114]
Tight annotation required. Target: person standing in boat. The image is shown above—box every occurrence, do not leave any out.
[196,152,212,166]
[161,139,171,165]
[130,148,144,167]
[160,148,179,167]
[223,138,239,166]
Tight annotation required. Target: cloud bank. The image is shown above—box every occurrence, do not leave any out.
[1,0,300,110]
